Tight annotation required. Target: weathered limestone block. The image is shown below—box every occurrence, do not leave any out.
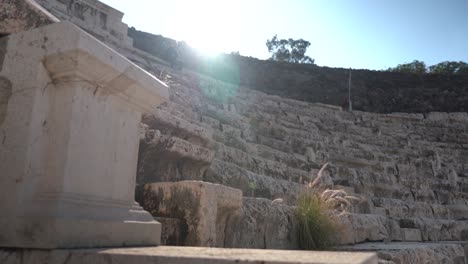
[256,143,311,171]
[431,204,451,219]
[143,181,242,247]
[212,127,254,154]
[400,218,468,241]
[205,159,305,204]
[155,217,184,246]
[201,103,248,130]
[339,214,389,244]
[143,109,213,147]
[447,205,468,220]
[426,112,450,121]
[448,112,468,123]
[0,21,168,248]
[215,143,309,182]
[341,242,465,264]
[372,198,435,219]
[400,228,422,242]
[385,113,425,121]
[224,197,298,249]
[377,244,465,264]
[138,130,214,184]
[0,0,57,34]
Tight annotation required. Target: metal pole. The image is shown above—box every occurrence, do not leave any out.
[348,68,352,111]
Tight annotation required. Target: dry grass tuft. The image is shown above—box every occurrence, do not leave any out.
[295,162,358,250]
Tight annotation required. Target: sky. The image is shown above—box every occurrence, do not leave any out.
[100,0,468,70]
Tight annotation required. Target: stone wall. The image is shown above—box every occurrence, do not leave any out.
[135,63,468,249]
[128,29,468,114]
[118,24,468,256]
[0,0,57,34]
[35,0,133,47]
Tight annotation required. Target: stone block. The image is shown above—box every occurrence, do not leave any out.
[138,132,214,183]
[224,197,298,249]
[143,181,242,247]
[426,112,449,121]
[339,214,389,244]
[371,207,387,216]
[205,159,305,204]
[0,22,168,248]
[0,246,378,264]
[385,112,424,120]
[0,0,58,34]
[143,109,213,147]
[447,205,468,220]
[155,217,184,246]
[401,228,422,242]
[340,242,464,264]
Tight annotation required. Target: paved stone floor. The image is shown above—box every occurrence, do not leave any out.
[0,246,377,264]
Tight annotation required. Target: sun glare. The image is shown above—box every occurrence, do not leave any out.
[173,0,243,57]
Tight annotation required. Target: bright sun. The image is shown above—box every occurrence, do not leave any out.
[172,0,244,56]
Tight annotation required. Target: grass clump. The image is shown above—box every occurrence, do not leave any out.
[295,163,358,250]
[296,192,338,249]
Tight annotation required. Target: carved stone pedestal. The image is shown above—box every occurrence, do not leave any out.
[0,21,168,248]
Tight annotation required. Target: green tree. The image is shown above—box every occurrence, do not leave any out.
[428,61,468,74]
[388,60,426,74]
[266,35,315,64]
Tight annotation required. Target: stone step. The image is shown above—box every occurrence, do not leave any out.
[138,133,214,183]
[159,100,200,123]
[225,197,297,249]
[253,134,293,155]
[200,103,249,130]
[0,247,378,264]
[371,197,447,220]
[396,217,468,242]
[211,125,254,154]
[142,181,242,247]
[215,144,310,183]
[339,214,390,244]
[446,205,468,220]
[342,214,468,244]
[219,134,319,172]
[155,217,184,246]
[208,119,310,169]
[338,241,466,264]
[204,159,306,204]
[252,98,340,122]
[143,109,213,147]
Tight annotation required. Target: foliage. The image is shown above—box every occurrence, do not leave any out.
[428,61,468,74]
[387,60,468,75]
[295,163,358,250]
[387,60,426,74]
[296,192,338,249]
[248,181,257,196]
[266,35,315,64]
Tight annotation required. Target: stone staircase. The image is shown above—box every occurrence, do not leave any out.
[131,58,468,263]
